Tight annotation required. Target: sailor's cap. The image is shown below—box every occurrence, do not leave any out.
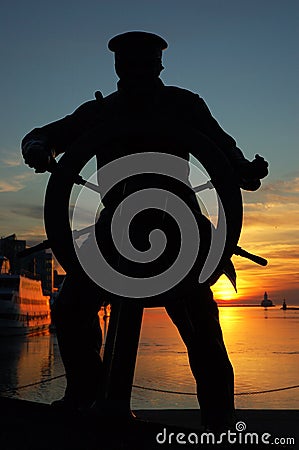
[108,31,168,58]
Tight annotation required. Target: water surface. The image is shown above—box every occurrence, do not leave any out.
[0,306,298,410]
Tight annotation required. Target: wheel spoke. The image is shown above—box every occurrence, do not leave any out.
[193,180,213,193]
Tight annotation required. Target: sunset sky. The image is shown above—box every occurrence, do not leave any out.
[0,1,298,304]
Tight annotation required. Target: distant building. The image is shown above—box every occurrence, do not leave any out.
[0,234,26,274]
[0,234,54,295]
[34,251,54,295]
[261,291,274,307]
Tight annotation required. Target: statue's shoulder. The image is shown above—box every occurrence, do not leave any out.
[101,91,118,102]
[162,85,200,106]
[163,85,200,101]
[72,91,118,116]
[163,85,197,97]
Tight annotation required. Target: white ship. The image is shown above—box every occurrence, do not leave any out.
[0,256,51,336]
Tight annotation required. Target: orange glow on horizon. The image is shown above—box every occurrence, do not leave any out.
[212,275,238,302]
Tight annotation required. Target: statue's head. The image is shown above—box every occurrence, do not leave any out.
[108,31,168,83]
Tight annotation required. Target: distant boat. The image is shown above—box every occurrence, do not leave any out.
[0,256,51,336]
[261,291,274,307]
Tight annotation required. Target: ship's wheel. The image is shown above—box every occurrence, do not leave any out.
[44,122,243,301]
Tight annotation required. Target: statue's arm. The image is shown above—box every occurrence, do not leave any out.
[21,92,104,172]
[191,95,268,190]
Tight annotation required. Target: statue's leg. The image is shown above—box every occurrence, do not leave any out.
[165,284,235,431]
[53,271,104,409]
[100,298,143,417]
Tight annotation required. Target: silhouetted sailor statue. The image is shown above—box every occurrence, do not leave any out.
[22,31,268,431]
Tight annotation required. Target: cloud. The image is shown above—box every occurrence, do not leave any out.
[1,158,22,167]
[0,148,22,167]
[0,148,33,192]
[243,176,299,205]
[10,204,44,220]
[262,177,299,196]
[20,228,47,246]
[0,173,32,192]
[241,175,299,230]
